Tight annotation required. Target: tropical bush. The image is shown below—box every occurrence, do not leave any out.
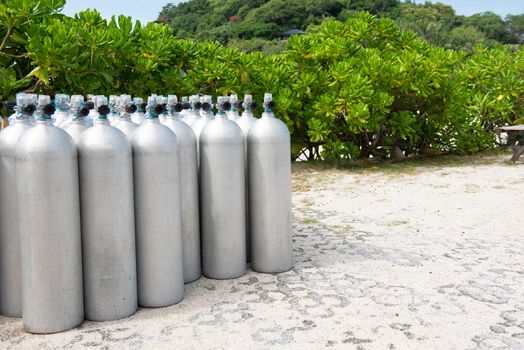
[1,0,524,161]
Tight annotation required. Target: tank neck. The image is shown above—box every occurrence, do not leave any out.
[94,118,110,126]
[215,111,227,119]
[144,117,160,124]
[262,111,275,118]
[242,111,254,118]
[36,119,53,126]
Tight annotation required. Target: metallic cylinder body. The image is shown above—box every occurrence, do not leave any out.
[131,119,185,306]
[113,118,138,139]
[235,111,257,261]
[15,120,84,333]
[0,119,32,317]
[200,113,246,279]
[247,112,293,273]
[77,120,137,321]
[63,120,89,143]
[131,111,145,125]
[162,117,201,283]
[191,112,213,164]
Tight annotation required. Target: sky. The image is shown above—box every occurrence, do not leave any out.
[62,0,524,24]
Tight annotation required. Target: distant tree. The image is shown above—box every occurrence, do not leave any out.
[463,12,514,43]
[506,14,524,43]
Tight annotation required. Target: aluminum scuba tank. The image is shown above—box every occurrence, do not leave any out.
[131,97,146,125]
[0,94,35,317]
[191,95,214,161]
[235,94,258,261]
[113,95,138,139]
[63,95,91,143]
[77,97,137,321]
[248,93,293,273]
[162,96,201,283]
[53,93,70,127]
[182,95,201,126]
[200,96,246,279]
[131,96,184,307]
[16,95,83,333]
[227,94,241,122]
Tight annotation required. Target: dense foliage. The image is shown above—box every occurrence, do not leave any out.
[1,0,524,161]
[159,0,524,52]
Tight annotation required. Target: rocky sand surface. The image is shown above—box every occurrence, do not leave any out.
[1,156,523,349]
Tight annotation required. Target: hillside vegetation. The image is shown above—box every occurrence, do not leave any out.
[158,0,524,53]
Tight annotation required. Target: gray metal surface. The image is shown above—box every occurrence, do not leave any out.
[247,111,293,273]
[63,120,89,143]
[199,111,246,279]
[113,118,138,139]
[15,119,84,333]
[162,115,201,283]
[235,108,258,261]
[77,118,137,321]
[131,118,185,307]
[0,118,32,317]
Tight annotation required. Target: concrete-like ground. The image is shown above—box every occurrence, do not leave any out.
[1,154,524,349]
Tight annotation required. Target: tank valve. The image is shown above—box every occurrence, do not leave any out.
[23,104,36,115]
[125,103,138,114]
[174,102,184,113]
[43,103,56,116]
[84,101,95,110]
[98,105,110,116]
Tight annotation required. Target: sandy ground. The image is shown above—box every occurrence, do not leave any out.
[1,155,524,349]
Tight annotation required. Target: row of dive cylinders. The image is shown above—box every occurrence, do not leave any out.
[0,92,292,333]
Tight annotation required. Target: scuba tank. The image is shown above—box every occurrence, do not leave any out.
[0,93,35,317]
[247,93,293,273]
[131,96,185,307]
[235,94,258,261]
[162,96,201,283]
[16,94,84,333]
[77,96,137,321]
[200,96,246,279]
[191,95,214,162]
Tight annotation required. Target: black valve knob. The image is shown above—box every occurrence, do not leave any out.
[249,101,258,110]
[43,103,56,116]
[194,101,202,109]
[174,102,183,113]
[182,102,190,110]
[85,101,95,110]
[233,100,243,110]
[125,103,137,114]
[140,102,147,112]
[98,105,110,116]
[266,100,276,109]
[24,104,36,115]
[153,104,164,115]
[202,102,211,110]
[5,101,16,113]
[80,106,90,117]
[221,101,231,111]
